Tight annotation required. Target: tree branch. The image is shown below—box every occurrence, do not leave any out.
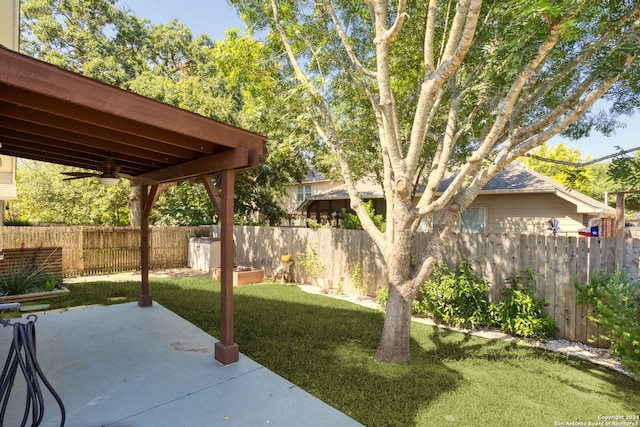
[269,0,387,246]
[469,25,564,165]
[522,146,640,168]
[407,0,482,174]
[518,5,640,116]
[324,0,377,79]
[423,0,439,73]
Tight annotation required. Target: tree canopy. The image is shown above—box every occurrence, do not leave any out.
[521,143,595,193]
[228,0,640,361]
[16,0,311,225]
[10,159,130,225]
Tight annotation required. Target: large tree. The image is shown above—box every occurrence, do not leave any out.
[521,143,640,211]
[521,143,595,194]
[11,160,130,225]
[20,0,310,226]
[229,0,640,361]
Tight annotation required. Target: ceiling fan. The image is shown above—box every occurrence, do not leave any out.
[62,155,127,186]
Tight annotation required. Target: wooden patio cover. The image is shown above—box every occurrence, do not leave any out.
[0,46,267,365]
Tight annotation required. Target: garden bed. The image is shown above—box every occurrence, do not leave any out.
[1,287,69,303]
[210,266,264,286]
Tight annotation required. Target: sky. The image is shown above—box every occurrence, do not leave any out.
[121,0,245,41]
[120,0,639,160]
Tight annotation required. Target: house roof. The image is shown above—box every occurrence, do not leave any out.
[0,47,266,184]
[296,162,615,216]
[452,162,615,216]
[304,168,330,183]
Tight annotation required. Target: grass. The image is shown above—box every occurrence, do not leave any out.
[5,277,640,426]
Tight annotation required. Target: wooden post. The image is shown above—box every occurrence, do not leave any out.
[214,169,239,365]
[138,184,158,307]
[615,193,625,267]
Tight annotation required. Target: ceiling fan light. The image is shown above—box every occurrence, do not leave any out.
[99,176,120,186]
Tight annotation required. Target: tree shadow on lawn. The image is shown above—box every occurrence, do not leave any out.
[153,280,465,427]
[425,322,640,417]
[48,279,640,425]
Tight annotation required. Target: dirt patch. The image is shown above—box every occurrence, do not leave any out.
[65,268,210,284]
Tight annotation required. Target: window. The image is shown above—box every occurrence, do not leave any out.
[296,185,311,202]
[460,207,486,233]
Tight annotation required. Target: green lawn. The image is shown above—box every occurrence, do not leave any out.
[11,278,640,426]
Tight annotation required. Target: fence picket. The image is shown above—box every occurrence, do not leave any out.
[534,234,546,301]
[555,237,569,339]
[575,238,589,344]
[486,234,500,302]
[565,237,578,343]
[544,237,557,324]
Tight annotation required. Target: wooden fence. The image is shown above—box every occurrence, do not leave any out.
[0,226,210,276]
[226,226,638,347]
[2,225,636,347]
[0,246,63,279]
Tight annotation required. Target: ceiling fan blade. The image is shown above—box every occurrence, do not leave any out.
[62,175,93,181]
[61,172,100,178]
[115,172,134,180]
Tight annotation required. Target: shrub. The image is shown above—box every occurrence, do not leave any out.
[3,219,32,226]
[375,286,431,315]
[377,265,556,341]
[375,287,388,309]
[341,200,386,232]
[0,244,52,296]
[419,260,492,329]
[296,242,328,291]
[493,269,556,340]
[575,269,640,377]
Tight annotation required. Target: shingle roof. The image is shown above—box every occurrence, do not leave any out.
[445,163,555,192]
[461,163,614,215]
[296,162,614,215]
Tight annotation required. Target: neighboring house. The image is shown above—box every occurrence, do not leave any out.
[0,156,17,224]
[0,3,19,226]
[282,170,384,227]
[283,162,616,237]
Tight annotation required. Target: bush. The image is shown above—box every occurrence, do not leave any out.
[296,242,328,291]
[341,200,386,232]
[493,269,556,340]
[575,269,640,377]
[375,285,447,316]
[3,219,32,226]
[0,244,52,296]
[377,265,556,341]
[375,287,388,309]
[418,260,492,329]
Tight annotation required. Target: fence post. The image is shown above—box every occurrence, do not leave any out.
[615,193,625,266]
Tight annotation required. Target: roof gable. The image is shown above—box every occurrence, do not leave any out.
[295,162,614,215]
[469,163,614,215]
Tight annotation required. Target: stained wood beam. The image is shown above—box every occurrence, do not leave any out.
[0,101,194,159]
[132,148,249,185]
[200,174,222,216]
[1,47,265,150]
[143,184,160,218]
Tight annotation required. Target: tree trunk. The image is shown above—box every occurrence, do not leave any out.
[374,283,414,362]
[129,183,142,227]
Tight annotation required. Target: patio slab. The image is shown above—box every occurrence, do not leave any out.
[0,302,362,426]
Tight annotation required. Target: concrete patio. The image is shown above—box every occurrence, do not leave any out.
[0,302,362,426]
